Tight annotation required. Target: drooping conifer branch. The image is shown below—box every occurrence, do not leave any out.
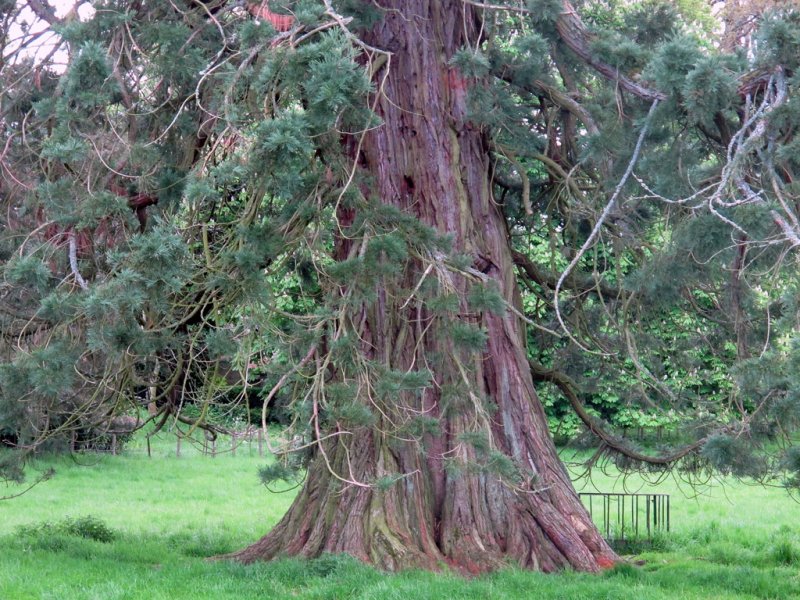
[466,0,667,101]
[556,1,666,102]
[512,249,619,297]
[529,360,707,466]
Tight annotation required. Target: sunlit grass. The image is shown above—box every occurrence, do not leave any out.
[1,433,293,544]
[0,436,798,599]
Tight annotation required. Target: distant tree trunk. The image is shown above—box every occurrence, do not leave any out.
[233,1,616,573]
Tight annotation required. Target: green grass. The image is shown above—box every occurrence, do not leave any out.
[1,437,799,599]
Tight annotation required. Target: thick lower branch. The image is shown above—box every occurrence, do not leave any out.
[556,1,666,102]
[529,360,704,466]
[512,249,619,297]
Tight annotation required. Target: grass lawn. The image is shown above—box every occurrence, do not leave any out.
[1,435,799,599]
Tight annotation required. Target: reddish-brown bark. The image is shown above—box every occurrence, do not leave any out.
[247,1,295,32]
[233,1,616,573]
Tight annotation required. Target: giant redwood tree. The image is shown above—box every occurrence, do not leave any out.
[230,0,618,572]
[3,0,800,573]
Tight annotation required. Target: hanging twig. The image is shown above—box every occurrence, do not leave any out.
[554,99,660,351]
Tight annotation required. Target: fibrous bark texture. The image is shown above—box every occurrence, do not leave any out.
[233,0,616,574]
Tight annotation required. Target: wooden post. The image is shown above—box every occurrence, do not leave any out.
[146,435,151,458]
[70,431,77,454]
[111,434,117,456]
[258,428,264,457]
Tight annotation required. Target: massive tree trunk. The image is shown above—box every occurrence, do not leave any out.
[233,1,616,573]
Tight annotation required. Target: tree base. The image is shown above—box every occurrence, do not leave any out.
[229,434,616,574]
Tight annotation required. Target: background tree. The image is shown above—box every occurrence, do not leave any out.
[2,0,800,573]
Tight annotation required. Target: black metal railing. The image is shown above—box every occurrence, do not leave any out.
[579,492,670,542]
